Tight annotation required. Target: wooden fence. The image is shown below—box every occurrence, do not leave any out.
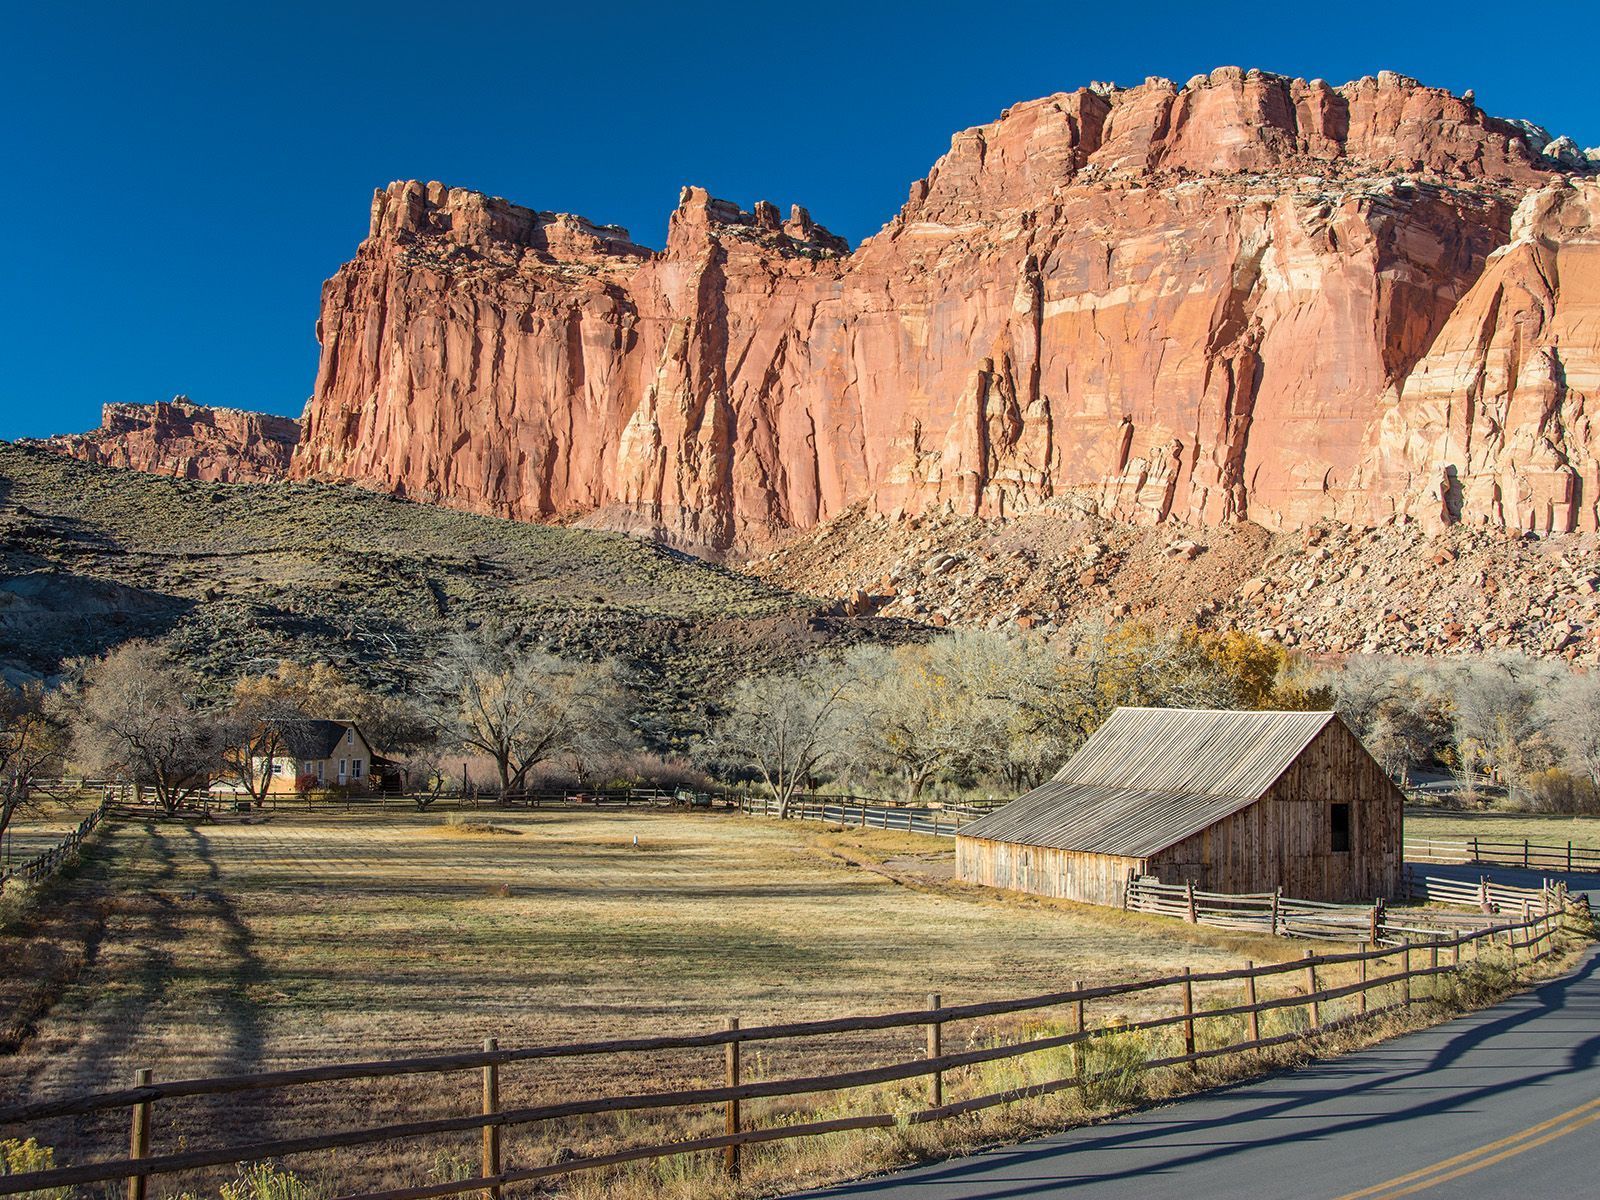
[1403,836,1600,874]
[739,796,973,837]
[1402,870,1567,913]
[0,801,106,895]
[1124,874,1565,945]
[0,907,1576,1200]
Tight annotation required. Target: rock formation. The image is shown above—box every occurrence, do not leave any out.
[32,399,299,483]
[56,68,1600,550]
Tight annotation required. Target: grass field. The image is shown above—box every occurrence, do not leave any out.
[0,807,1299,1198]
[1404,809,1600,850]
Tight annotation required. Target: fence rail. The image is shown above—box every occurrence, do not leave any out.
[1124,874,1564,945]
[0,902,1580,1200]
[0,801,106,895]
[1403,837,1600,874]
[738,796,972,837]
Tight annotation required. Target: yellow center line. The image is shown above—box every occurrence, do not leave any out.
[1330,1097,1600,1200]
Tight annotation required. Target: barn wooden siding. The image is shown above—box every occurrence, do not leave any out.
[955,836,1143,907]
[955,709,1404,906]
[1149,721,1402,902]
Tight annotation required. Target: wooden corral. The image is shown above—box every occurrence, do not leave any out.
[956,709,1403,905]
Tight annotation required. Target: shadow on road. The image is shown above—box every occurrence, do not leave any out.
[808,949,1600,1197]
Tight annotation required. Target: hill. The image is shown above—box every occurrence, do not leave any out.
[0,444,900,744]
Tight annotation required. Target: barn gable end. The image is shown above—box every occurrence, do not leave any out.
[956,708,1403,906]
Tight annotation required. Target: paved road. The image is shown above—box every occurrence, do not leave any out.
[801,872,1600,1200]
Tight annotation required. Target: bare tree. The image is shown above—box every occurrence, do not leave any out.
[1546,673,1600,786]
[0,683,67,843]
[70,642,212,814]
[210,690,306,805]
[704,659,856,817]
[436,631,635,799]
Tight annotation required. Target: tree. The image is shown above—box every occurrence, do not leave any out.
[1448,656,1561,792]
[210,688,307,805]
[0,683,67,843]
[231,662,443,793]
[436,631,635,798]
[842,635,1040,801]
[704,659,856,816]
[1546,673,1600,786]
[70,642,212,814]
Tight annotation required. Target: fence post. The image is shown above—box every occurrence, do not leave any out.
[1358,952,1368,1015]
[1568,841,1573,874]
[1186,881,1198,924]
[724,1017,741,1178]
[1523,839,1530,870]
[1071,978,1087,1077]
[1369,899,1382,945]
[127,1067,152,1200]
[1428,942,1439,1000]
[1244,962,1259,1043]
[1181,966,1195,1056]
[926,993,943,1108]
[1401,942,1412,1006]
[481,1037,500,1200]
[1471,835,1479,863]
[1304,954,1319,1030]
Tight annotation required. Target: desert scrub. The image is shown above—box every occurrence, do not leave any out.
[1077,1026,1151,1109]
[439,815,521,837]
[1,1139,69,1200]
[218,1163,325,1200]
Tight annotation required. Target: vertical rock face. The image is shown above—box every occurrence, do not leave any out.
[1361,179,1600,532]
[293,69,1597,549]
[31,399,299,483]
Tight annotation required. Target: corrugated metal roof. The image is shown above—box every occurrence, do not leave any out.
[959,708,1336,857]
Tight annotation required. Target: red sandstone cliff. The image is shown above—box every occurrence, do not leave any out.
[32,399,300,483]
[270,69,1600,545]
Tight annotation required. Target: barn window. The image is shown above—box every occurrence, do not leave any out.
[1330,803,1351,853]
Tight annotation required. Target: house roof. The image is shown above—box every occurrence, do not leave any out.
[266,719,363,761]
[958,708,1337,858]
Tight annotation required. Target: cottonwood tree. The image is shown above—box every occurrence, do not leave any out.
[843,635,1032,801]
[70,641,212,814]
[0,683,67,843]
[704,659,857,817]
[209,688,309,805]
[436,632,635,799]
[232,662,442,791]
[1546,673,1600,787]
[1448,656,1562,792]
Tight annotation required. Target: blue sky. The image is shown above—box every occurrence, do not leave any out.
[3,0,1596,440]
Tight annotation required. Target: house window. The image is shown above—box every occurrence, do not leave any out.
[1331,803,1351,853]
[317,761,325,782]
[271,761,283,774]
[346,729,353,746]
[304,761,313,774]
[351,759,363,779]
[339,759,347,777]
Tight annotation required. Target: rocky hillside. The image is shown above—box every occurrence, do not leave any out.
[27,398,299,483]
[756,508,1600,664]
[279,67,1599,552]
[0,445,904,744]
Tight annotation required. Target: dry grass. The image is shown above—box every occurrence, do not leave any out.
[1,809,1584,1200]
[0,809,1294,1199]
[1406,809,1600,850]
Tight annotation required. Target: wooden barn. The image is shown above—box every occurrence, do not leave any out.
[955,708,1402,906]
